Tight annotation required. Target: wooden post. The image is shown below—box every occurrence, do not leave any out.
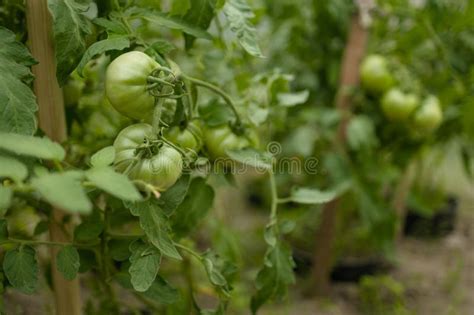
[25,1,82,314]
[310,11,369,295]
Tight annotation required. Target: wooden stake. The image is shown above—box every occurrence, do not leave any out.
[310,12,368,295]
[25,1,82,314]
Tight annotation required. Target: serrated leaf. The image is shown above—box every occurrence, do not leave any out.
[172,177,214,238]
[115,272,180,304]
[129,241,162,292]
[31,172,92,214]
[48,0,93,84]
[149,40,177,55]
[226,148,273,170]
[93,17,129,34]
[86,167,141,201]
[0,186,13,216]
[158,174,190,216]
[181,0,216,49]
[276,90,309,107]
[0,156,28,183]
[74,209,104,242]
[0,27,38,135]
[90,146,115,167]
[77,36,130,76]
[56,245,80,280]
[126,200,181,260]
[139,10,212,40]
[3,246,39,294]
[0,133,65,161]
[223,0,263,57]
[250,243,295,314]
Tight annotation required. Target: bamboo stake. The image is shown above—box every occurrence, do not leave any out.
[310,11,369,295]
[25,1,82,314]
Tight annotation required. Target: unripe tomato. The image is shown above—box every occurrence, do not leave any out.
[360,54,394,94]
[413,96,443,132]
[105,51,160,120]
[165,120,203,152]
[113,123,183,191]
[204,124,259,160]
[381,88,419,121]
[6,206,41,238]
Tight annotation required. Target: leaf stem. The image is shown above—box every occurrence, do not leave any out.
[181,74,242,126]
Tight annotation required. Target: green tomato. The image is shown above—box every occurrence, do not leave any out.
[204,124,259,160]
[413,96,443,132]
[6,206,41,238]
[113,123,183,191]
[105,51,160,120]
[381,88,419,121]
[360,54,394,94]
[165,120,203,152]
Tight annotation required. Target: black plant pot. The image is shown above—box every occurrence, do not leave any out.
[292,248,391,283]
[404,195,458,238]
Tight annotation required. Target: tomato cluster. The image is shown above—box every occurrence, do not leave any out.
[104,51,259,191]
[360,54,443,135]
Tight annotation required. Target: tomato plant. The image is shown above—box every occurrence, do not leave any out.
[1,1,473,315]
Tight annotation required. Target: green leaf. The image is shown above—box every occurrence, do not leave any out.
[181,0,216,49]
[149,40,177,55]
[77,36,130,76]
[347,115,378,151]
[31,172,92,214]
[0,219,8,241]
[223,0,263,57]
[276,90,309,107]
[199,99,235,126]
[170,0,191,16]
[90,146,115,167]
[48,0,93,84]
[0,186,13,216]
[0,156,28,183]
[0,133,65,161]
[289,181,350,205]
[140,10,212,41]
[126,200,181,260]
[56,245,80,280]
[172,177,215,238]
[93,17,129,35]
[3,246,39,294]
[115,272,180,304]
[202,252,229,291]
[158,174,190,216]
[250,243,295,314]
[129,241,162,292]
[289,187,337,204]
[86,167,141,201]
[0,27,38,135]
[74,209,104,242]
[109,239,134,261]
[226,148,273,170]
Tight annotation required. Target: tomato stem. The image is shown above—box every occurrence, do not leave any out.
[181,74,242,127]
[147,76,175,87]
